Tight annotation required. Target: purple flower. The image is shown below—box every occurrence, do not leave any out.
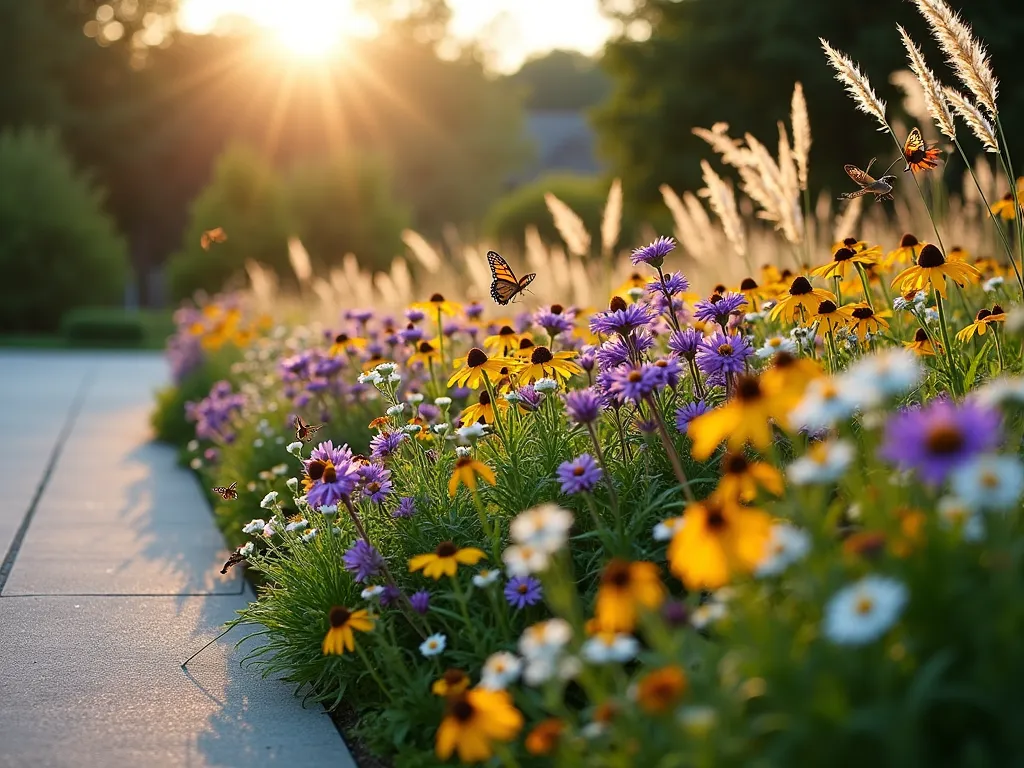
[405,308,425,324]
[695,332,753,376]
[557,454,603,494]
[652,355,683,388]
[647,271,689,297]
[343,539,384,583]
[534,305,575,338]
[676,400,711,433]
[466,302,485,319]
[514,384,543,412]
[504,576,543,609]
[578,346,597,372]
[631,236,676,268]
[393,496,417,519]
[359,464,393,503]
[418,403,441,423]
[606,363,661,404]
[305,442,360,509]
[370,430,406,459]
[186,380,246,442]
[596,329,655,369]
[380,585,402,607]
[693,292,748,327]
[880,399,1002,484]
[589,302,657,337]
[398,324,424,344]
[410,589,431,614]
[668,328,703,360]
[563,388,603,425]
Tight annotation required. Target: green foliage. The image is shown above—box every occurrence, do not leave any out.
[60,308,144,345]
[0,128,128,333]
[509,49,610,111]
[166,144,292,301]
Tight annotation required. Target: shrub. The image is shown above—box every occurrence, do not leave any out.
[61,307,144,345]
[0,128,128,333]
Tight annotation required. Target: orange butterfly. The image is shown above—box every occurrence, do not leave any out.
[211,481,238,501]
[201,227,227,250]
[294,416,323,443]
[902,128,941,173]
[488,251,536,306]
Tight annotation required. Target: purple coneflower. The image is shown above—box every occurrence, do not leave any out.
[676,400,711,433]
[563,388,603,425]
[631,236,676,268]
[606,363,662,404]
[370,430,406,459]
[693,292,748,327]
[343,539,385,583]
[504,576,543,609]
[410,589,431,614]
[695,332,753,376]
[393,496,417,519]
[556,454,603,494]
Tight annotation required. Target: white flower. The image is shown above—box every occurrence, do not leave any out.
[472,569,501,588]
[534,377,558,392]
[690,601,727,630]
[361,585,385,600]
[242,518,266,534]
[756,336,797,359]
[557,655,582,681]
[253,438,264,448]
[456,423,487,443]
[301,527,319,542]
[187,439,200,452]
[983,276,1004,292]
[402,424,422,435]
[357,371,382,385]
[912,290,927,305]
[387,373,402,384]
[502,544,550,577]
[239,541,254,557]
[262,521,277,538]
[319,503,338,516]
[433,396,451,407]
[756,524,811,577]
[286,441,304,457]
[628,287,646,301]
[509,503,573,553]
[788,378,860,430]
[950,454,1024,512]
[1007,306,1024,335]
[523,657,556,686]
[581,634,639,664]
[937,495,985,542]
[845,349,921,400]
[285,518,308,532]
[924,307,938,324]
[272,463,289,476]
[386,403,406,417]
[503,392,523,404]
[653,516,683,542]
[260,491,279,509]
[408,393,425,405]
[455,446,472,458]
[972,376,1024,409]
[479,652,522,690]
[374,362,397,375]
[190,457,203,470]
[744,311,767,323]
[787,440,855,485]
[432,423,449,434]
[519,618,572,661]
[419,633,446,657]
[892,296,911,312]
[285,477,299,493]
[823,576,908,645]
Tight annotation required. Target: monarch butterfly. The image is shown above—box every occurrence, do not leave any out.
[200,227,227,250]
[294,416,323,443]
[220,547,247,574]
[838,158,896,202]
[487,251,536,306]
[902,128,941,173]
[211,481,238,501]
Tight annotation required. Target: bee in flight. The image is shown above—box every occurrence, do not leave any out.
[294,415,323,443]
[487,251,536,306]
[211,481,237,501]
[838,158,896,202]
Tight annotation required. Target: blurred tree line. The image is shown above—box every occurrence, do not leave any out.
[595,0,1024,210]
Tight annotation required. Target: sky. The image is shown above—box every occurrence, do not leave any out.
[178,0,617,72]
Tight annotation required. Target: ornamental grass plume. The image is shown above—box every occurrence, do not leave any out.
[820,38,888,131]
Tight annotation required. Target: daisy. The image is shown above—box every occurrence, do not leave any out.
[790,377,865,431]
[823,576,908,646]
[435,689,523,763]
[504,575,543,609]
[479,651,523,691]
[690,600,728,629]
[937,496,985,542]
[594,559,666,633]
[787,440,855,485]
[448,455,497,497]
[360,585,385,600]
[471,568,501,588]
[502,543,550,577]
[972,376,1024,408]
[509,503,574,552]
[556,454,603,494]
[408,541,486,580]
[519,618,573,661]
[653,516,683,542]
[950,454,1024,511]
[581,633,639,664]
[769,276,837,325]
[756,335,798,359]
[420,632,447,657]
[755,524,811,576]
[322,605,374,655]
[891,244,981,298]
[844,348,922,401]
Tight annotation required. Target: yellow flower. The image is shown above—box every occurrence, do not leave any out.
[412,293,463,318]
[459,390,507,426]
[593,559,666,634]
[435,689,523,763]
[891,244,982,298]
[769,276,837,325]
[885,233,924,268]
[956,305,1006,343]
[448,455,497,497]
[737,276,764,309]
[811,298,851,336]
[612,271,648,299]
[328,332,368,357]
[409,541,486,580]
[515,346,582,384]
[688,374,785,460]
[717,452,784,502]
[810,243,880,280]
[636,665,688,714]
[407,338,443,369]
[990,178,1024,220]
[448,348,516,389]
[905,327,939,356]
[483,325,531,357]
[432,669,470,698]
[322,606,374,655]
[667,495,771,590]
[525,718,565,756]
[846,302,890,341]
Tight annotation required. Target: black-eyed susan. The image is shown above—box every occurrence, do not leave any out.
[412,293,462,318]
[322,605,374,655]
[812,298,851,335]
[947,245,970,262]
[431,669,470,698]
[667,495,771,589]
[990,178,1024,220]
[513,337,537,358]
[636,665,688,715]
[891,244,982,299]
[768,276,837,324]
[688,374,785,460]
[956,306,1006,343]
[409,541,486,579]
[328,332,368,357]
[886,234,924,268]
[846,302,890,341]
[516,346,583,384]
[811,244,879,281]
[905,327,939,356]
[737,276,763,309]
[448,455,497,497]
[593,559,666,634]
[483,325,530,357]
[435,689,523,763]
[448,348,515,389]
[759,351,822,411]
[717,452,784,502]
[613,271,649,299]
[407,338,443,368]
[525,718,565,756]
[833,236,883,257]
[459,390,508,426]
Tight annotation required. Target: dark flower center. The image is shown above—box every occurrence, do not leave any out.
[900,233,919,248]
[714,283,727,295]
[551,304,564,314]
[976,309,992,322]
[519,338,535,351]
[517,583,529,594]
[1002,192,1014,202]
[781,269,793,280]
[717,344,734,356]
[499,325,515,336]
[708,293,723,304]
[609,296,628,312]
[572,464,586,476]
[992,305,1005,315]
[603,560,632,588]
[335,333,350,343]
[789,276,813,295]
[773,351,796,368]
[925,423,964,455]
[430,293,445,303]
[705,506,727,531]
[443,668,467,686]
[329,606,351,628]
[322,464,338,483]
[851,307,874,320]
[366,482,380,493]
[843,237,859,247]
[833,247,856,262]
[531,346,554,364]
[740,277,758,290]
[436,541,458,557]
[307,459,326,481]
[466,348,488,367]
[450,698,475,723]
[917,244,945,268]
[735,375,762,402]
[628,370,643,382]
[418,341,434,353]
[723,453,749,474]
[817,299,838,314]
[479,391,492,406]
[914,328,929,342]
[454,456,473,469]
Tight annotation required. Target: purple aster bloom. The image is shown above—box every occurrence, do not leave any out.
[515,311,534,333]
[515,384,543,412]
[305,442,360,509]
[880,399,1002,484]
[504,576,543,609]
[393,496,417,519]
[186,380,246,442]
[418,403,441,423]
[668,328,703,360]
[556,454,603,494]
[306,378,330,394]
[450,385,471,400]
[693,292,748,327]
[398,324,424,344]
[359,464,393,503]
[442,320,461,337]
[651,355,683,388]
[596,329,655,369]
[650,292,686,318]
[405,308,425,324]
[695,332,753,376]
[606,363,661,404]
[563,388,603,425]
[343,539,385,583]
[647,271,689,297]
[676,400,711,433]
[589,301,657,337]
[410,589,431,614]
[577,345,597,373]
[379,584,402,607]
[466,302,485,319]
[370,430,406,459]
[631,235,676,268]
[534,305,575,338]
[314,357,345,377]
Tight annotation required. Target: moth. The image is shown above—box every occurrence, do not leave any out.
[220,547,247,575]
[838,158,896,202]
[200,227,227,250]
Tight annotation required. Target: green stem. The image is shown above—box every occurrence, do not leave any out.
[355,641,393,702]
[645,395,696,504]
[995,117,1024,288]
[449,574,485,655]
[855,263,874,311]
[885,126,945,252]
[586,423,622,537]
[934,292,961,397]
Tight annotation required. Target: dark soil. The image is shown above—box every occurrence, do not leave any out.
[330,704,392,768]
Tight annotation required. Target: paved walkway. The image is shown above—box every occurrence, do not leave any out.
[0,351,354,767]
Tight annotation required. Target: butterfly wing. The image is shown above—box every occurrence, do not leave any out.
[491,279,524,305]
[844,164,876,187]
[488,251,526,305]
[518,273,537,290]
[903,128,924,159]
[837,188,871,201]
[220,548,247,574]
